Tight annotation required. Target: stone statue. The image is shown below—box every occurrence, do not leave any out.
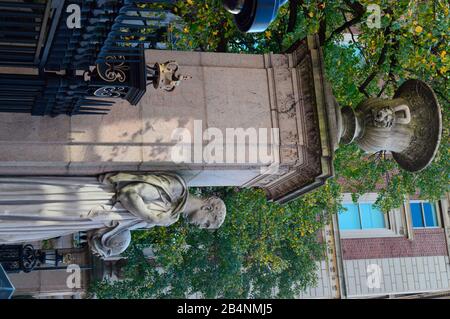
[0,173,226,258]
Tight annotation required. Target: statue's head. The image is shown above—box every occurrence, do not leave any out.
[186,196,227,230]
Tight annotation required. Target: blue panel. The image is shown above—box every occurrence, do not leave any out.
[410,203,424,227]
[360,204,386,229]
[338,204,361,230]
[0,265,15,299]
[370,205,386,228]
[423,203,438,227]
[359,204,372,229]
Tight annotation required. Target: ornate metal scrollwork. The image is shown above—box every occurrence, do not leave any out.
[96,56,130,83]
[21,244,37,273]
[93,86,128,98]
[0,244,38,273]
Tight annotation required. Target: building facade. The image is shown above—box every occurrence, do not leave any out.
[301,193,450,298]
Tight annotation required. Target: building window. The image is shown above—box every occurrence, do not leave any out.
[338,203,386,230]
[410,201,439,228]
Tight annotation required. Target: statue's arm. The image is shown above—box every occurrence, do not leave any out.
[90,225,126,258]
[103,173,148,184]
[118,188,173,226]
[102,173,179,193]
[89,219,149,258]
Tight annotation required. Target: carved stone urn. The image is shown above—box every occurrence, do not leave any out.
[338,79,442,172]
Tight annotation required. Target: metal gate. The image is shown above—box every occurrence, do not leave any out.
[0,0,52,67]
[0,0,175,116]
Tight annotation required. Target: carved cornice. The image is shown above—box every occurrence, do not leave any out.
[246,35,336,204]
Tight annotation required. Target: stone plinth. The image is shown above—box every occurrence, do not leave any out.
[0,36,337,203]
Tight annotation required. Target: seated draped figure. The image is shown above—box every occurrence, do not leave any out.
[0,173,226,258]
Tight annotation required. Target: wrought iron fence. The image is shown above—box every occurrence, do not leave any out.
[0,0,52,67]
[0,0,176,116]
[0,72,115,115]
[97,0,175,64]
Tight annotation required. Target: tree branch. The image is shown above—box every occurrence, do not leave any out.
[215,18,229,53]
[343,0,366,16]
[342,10,368,64]
[377,32,399,97]
[434,89,450,105]
[287,0,302,33]
[325,14,363,43]
[359,25,394,96]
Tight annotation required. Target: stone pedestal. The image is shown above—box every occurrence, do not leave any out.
[0,36,337,203]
